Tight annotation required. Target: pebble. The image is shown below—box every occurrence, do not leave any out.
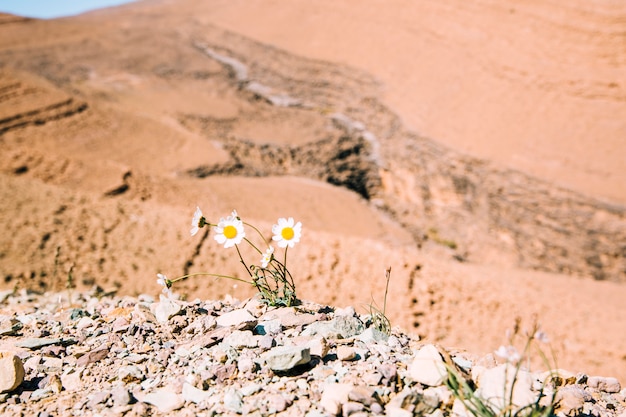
[320,383,354,415]
[153,296,182,323]
[475,364,535,411]
[181,382,212,404]
[216,308,257,328]
[409,344,447,386]
[142,389,184,413]
[0,290,623,417]
[337,346,357,361]
[0,352,25,393]
[588,376,621,393]
[262,346,311,371]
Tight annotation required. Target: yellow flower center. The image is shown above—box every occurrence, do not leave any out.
[281,227,294,240]
[223,225,238,239]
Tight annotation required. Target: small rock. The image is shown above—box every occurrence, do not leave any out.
[306,337,330,358]
[111,386,131,406]
[75,316,96,330]
[410,344,447,386]
[475,364,536,411]
[348,386,377,406]
[258,335,275,350]
[118,365,145,383]
[555,385,592,416]
[587,376,621,393]
[216,308,257,329]
[142,389,184,413]
[41,356,63,372]
[224,388,244,413]
[61,369,82,392]
[320,383,354,416]
[16,337,64,350]
[76,347,109,367]
[153,296,182,323]
[224,330,258,348]
[255,319,282,336]
[133,304,157,323]
[237,356,257,373]
[342,401,365,416]
[0,351,25,393]
[357,327,389,344]
[182,382,212,404]
[262,307,320,328]
[262,346,311,371]
[337,346,357,361]
[88,390,111,408]
[0,318,23,336]
[267,393,289,412]
[333,316,365,338]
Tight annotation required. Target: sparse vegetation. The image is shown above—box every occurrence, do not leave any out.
[445,320,558,417]
[158,207,301,307]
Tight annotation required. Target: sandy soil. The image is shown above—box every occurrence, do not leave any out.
[0,0,625,384]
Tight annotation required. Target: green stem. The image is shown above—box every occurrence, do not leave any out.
[243,221,270,247]
[235,244,253,277]
[283,246,288,278]
[243,237,263,255]
[171,272,252,285]
[383,267,391,316]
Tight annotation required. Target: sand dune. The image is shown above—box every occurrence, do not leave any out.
[0,0,625,383]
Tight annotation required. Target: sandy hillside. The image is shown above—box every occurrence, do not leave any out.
[0,0,625,384]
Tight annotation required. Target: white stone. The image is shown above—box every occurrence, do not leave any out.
[306,337,330,358]
[142,389,184,413]
[337,346,357,361]
[216,309,257,328]
[475,364,536,412]
[262,346,311,371]
[409,344,447,386]
[587,376,621,393]
[61,369,83,392]
[320,383,354,416]
[0,351,25,393]
[224,330,258,348]
[153,296,182,323]
[182,382,212,404]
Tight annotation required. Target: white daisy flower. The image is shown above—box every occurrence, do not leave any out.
[190,206,206,236]
[261,246,274,268]
[156,273,173,297]
[213,211,245,248]
[272,217,302,248]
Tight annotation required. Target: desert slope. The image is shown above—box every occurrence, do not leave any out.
[188,0,626,205]
[0,0,625,384]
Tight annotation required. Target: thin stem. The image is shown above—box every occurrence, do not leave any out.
[383,267,391,316]
[243,221,270,247]
[235,244,253,277]
[171,272,252,285]
[283,246,288,278]
[243,237,263,255]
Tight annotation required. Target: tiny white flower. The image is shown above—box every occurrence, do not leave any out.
[261,246,274,268]
[156,273,173,297]
[534,330,549,344]
[190,206,206,237]
[272,217,302,248]
[213,211,245,248]
[494,345,521,364]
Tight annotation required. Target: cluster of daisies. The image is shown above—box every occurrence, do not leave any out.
[157,207,302,301]
[191,207,302,250]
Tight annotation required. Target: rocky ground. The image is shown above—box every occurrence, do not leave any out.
[1,0,626,404]
[0,289,624,416]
